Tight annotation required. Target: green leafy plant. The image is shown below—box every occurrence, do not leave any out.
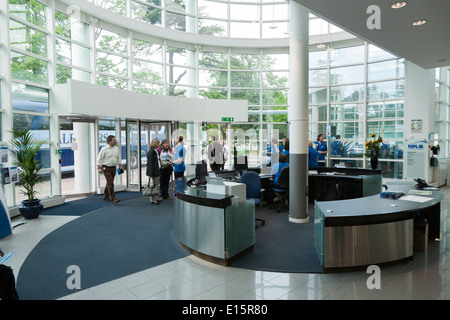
[9,129,46,202]
[364,133,383,158]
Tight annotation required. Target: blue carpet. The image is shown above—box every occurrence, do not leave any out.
[230,204,323,274]
[16,196,189,300]
[17,197,322,300]
[41,191,143,216]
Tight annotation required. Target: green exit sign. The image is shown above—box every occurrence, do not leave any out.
[221,117,234,122]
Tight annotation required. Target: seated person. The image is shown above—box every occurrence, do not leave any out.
[308,140,319,168]
[0,248,19,300]
[270,153,289,203]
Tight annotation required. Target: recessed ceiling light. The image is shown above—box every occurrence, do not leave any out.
[269,24,278,30]
[412,19,427,26]
[391,2,407,9]
[316,44,326,49]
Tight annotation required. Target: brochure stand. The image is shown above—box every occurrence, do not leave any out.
[0,188,12,239]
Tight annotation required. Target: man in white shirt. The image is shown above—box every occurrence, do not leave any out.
[97,135,124,203]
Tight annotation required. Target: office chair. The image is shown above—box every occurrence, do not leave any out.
[271,166,289,213]
[240,171,265,226]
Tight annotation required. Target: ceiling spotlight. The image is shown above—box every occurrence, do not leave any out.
[316,44,326,49]
[412,19,427,26]
[391,2,407,9]
[269,24,278,30]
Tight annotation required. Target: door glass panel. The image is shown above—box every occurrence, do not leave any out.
[127,121,140,189]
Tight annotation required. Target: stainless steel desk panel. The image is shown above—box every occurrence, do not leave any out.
[324,219,413,268]
[174,197,225,259]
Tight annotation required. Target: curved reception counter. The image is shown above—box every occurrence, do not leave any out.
[314,182,443,269]
[173,177,255,266]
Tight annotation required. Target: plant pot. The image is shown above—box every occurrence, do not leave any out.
[19,199,43,219]
[370,157,379,170]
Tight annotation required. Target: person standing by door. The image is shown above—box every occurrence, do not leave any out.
[172,136,186,180]
[159,139,173,200]
[97,135,123,204]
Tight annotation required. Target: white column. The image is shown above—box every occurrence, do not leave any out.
[73,122,91,193]
[288,1,309,223]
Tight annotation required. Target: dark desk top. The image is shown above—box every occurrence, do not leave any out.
[316,182,443,226]
[173,175,234,209]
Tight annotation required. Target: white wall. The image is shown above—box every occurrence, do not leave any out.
[404,61,436,182]
[51,80,248,122]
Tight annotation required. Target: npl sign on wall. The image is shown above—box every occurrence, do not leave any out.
[405,139,428,180]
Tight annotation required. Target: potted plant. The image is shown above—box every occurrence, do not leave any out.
[9,129,46,219]
[364,133,383,170]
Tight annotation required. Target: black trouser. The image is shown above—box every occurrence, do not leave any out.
[160,166,173,199]
[0,265,19,300]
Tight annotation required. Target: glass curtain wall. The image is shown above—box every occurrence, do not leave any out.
[4,0,448,205]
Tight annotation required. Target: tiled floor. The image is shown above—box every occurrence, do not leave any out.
[2,185,450,300]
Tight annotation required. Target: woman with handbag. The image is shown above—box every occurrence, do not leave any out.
[146,139,161,204]
[159,139,173,200]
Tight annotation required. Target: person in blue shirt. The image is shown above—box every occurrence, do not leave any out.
[281,139,289,162]
[270,153,289,203]
[313,133,327,166]
[308,140,319,168]
[172,136,186,180]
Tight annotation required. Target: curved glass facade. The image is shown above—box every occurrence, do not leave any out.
[1,0,449,207]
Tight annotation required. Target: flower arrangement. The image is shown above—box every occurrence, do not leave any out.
[364,133,383,158]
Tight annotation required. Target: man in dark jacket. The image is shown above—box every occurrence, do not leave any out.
[146,139,161,205]
[0,248,19,300]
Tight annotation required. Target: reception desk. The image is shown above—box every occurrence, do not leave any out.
[173,176,255,266]
[309,168,382,202]
[314,182,443,269]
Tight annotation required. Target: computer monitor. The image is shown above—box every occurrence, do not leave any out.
[234,156,248,172]
[195,160,208,179]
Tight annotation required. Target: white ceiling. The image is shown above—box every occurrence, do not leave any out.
[293,0,450,69]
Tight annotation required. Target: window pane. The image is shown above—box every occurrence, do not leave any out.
[368,59,405,82]
[367,80,405,100]
[94,0,126,15]
[96,52,128,77]
[330,45,364,66]
[309,87,327,104]
[132,39,162,61]
[231,71,260,87]
[133,81,163,95]
[231,89,260,105]
[12,82,49,113]
[10,51,48,85]
[330,104,362,121]
[262,89,287,105]
[262,71,288,88]
[230,53,260,70]
[95,28,128,56]
[198,19,227,37]
[56,38,90,69]
[198,0,227,19]
[230,22,260,38]
[131,1,162,26]
[368,44,396,62]
[96,74,128,89]
[10,19,47,57]
[133,60,163,81]
[309,69,328,86]
[330,65,364,85]
[199,88,228,99]
[309,105,327,122]
[9,0,47,28]
[330,84,364,102]
[310,50,328,68]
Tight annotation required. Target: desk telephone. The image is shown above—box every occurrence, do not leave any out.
[187,176,207,187]
[414,178,429,189]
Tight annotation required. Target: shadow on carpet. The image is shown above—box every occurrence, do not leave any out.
[230,204,323,274]
[16,197,189,300]
[41,191,143,216]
